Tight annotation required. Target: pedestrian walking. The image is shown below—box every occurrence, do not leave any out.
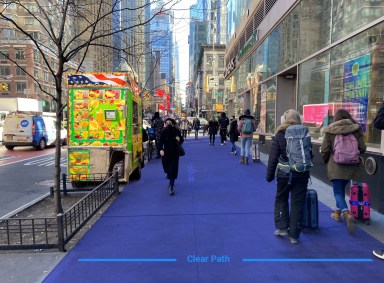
[320,109,366,234]
[151,112,164,159]
[159,118,184,196]
[237,109,256,164]
[203,124,208,136]
[179,115,189,139]
[218,112,230,145]
[208,116,219,146]
[192,116,200,140]
[266,109,312,244]
[372,101,384,259]
[228,115,239,154]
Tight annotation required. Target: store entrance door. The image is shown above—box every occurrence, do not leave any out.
[277,67,297,124]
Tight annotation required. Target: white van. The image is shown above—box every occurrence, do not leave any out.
[2,112,67,150]
[0,111,8,142]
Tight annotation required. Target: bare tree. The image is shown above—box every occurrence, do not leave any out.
[0,0,180,214]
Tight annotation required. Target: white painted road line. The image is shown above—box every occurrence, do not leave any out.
[24,157,67,167]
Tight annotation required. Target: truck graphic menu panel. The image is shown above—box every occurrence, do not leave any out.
[68,89,126,146]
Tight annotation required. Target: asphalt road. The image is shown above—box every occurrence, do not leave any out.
[0,144,67,218]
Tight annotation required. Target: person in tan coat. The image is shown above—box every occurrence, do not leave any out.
[320,109,366,234]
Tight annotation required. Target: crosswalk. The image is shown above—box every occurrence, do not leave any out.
[0,156,18,161]
[24,156,67,167]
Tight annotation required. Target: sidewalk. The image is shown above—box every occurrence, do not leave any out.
[2,136,384,283]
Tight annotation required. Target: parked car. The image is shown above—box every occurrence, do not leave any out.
[0,120,3,142]
[2,112,66,150]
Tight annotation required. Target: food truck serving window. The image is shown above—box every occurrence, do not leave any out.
[105,110,117,120]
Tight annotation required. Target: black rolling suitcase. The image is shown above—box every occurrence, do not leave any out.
[300,189,319,230]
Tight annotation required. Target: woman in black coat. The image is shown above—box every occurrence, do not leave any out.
[159,118,184,195]
[228,116,239,154]
[208,116,219,145]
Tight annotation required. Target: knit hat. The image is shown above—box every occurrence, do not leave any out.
[244,109,251,115]
[276,109,302,133]
[165,118,176,125]
[282,109,302,125]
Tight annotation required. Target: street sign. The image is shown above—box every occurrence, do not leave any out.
[214,104,224,111]
[152,97,164,103]
[209,77,218,88]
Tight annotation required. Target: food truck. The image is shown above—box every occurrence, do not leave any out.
[66,72,143,183]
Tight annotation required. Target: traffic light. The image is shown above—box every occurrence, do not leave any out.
[1,83,8,91]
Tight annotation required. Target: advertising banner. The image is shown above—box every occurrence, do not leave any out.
[343,54,370,132]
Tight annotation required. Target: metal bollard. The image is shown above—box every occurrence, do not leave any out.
[252,141,262,162]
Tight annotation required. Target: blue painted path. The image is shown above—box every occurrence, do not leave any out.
[44,136,384,283]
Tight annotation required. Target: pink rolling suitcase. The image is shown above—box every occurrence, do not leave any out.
[349,182,370,225]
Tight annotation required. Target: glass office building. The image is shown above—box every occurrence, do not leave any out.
[225,0,384,212]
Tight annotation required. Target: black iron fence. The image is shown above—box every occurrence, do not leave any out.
[60,173,111,195]
[0,173,119,251]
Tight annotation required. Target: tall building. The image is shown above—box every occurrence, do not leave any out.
[225,0,384,213]
[207,0,227,45]
[112,1,122,71]
[77,1,114,72]
[196,0,208,21]
[120,0,151,88]
[0,0,78,111]
[173,39,181,113]
[150,2,173,86]
[197,44,226,117]
[189,3,206,81]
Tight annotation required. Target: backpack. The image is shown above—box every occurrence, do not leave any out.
[333,134,360,164]
[285,125,313,172]
[242,118,254,134]
[147,127,156,139]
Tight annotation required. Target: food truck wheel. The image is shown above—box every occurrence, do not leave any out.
[130,165,141,180]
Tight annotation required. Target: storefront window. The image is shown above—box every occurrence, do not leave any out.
[331,0,384,42]
[253,42,268,82]
[252,85,261,124]
[330,24,381,147]
[267,31,279,77]
[258,78,276,134]
[298,52,330,140]
[299,0,331,60]
[266,78,276,134]
[277,6,300,70]
[297,22,384,147]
